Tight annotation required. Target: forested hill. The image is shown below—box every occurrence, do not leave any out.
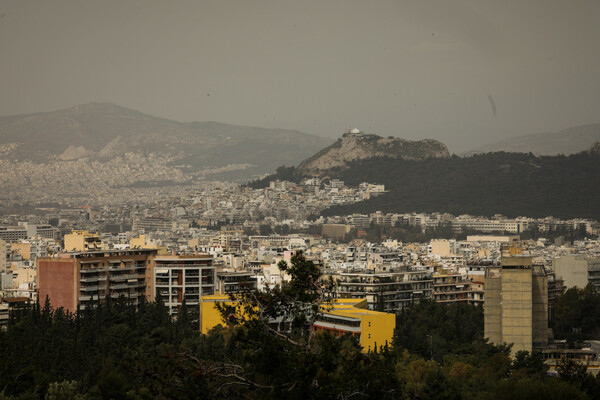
[252,148,600,220]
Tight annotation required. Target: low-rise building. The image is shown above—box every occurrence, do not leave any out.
[313,298,395,352]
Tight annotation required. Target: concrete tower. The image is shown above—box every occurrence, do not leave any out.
[484,245,548,355]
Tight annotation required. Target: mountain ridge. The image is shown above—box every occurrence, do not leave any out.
[465,124,600,156]
[0,103,332,180]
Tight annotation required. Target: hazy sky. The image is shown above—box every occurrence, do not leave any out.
[1,0,599,152]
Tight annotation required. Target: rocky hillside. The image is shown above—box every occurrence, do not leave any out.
[296,129,449,176]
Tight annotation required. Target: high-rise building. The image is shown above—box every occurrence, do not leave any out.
[153,255,216,317]
[37,248,158,312]
[484,246,548,355]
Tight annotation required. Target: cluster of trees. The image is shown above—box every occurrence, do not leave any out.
[552,284,600,345]
[341,222,476,243]
[337,222,594,244]
[520,223,591,242]
[2,253,600,399]
[243,224,322,237]
[322,151,600,220]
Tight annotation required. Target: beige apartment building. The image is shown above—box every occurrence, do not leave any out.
[484,247,548,355]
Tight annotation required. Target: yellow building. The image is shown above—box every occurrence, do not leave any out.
[199,294,255,334]
[130,235,148,249]
[10,243,31,261]
[130,235,168,254]
[314,298,396,353]
[429,239,452,257]
[63,231,102,252]
[199,296,396,353]
[14,267,36,288]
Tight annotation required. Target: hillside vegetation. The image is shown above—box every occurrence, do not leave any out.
[254,149,600,220]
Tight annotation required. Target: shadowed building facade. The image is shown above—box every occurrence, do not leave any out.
[484,247,548,355]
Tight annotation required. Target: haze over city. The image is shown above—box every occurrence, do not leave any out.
[1,0,600,152]
[2,2,600,399]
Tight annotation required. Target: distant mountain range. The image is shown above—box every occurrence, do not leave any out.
[0,103,331,180]
[465,124,600,155]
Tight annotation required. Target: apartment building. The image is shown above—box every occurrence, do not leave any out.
[217,270,257,294]
[37,248,157,312]
[63,231,102,252]
[313,298,395,352]
[154,255,216,317]
[337,268,433,312]
[553,255,600,292]
[432,270,483,305]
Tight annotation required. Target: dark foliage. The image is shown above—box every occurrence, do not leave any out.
[552,284,600,345]
[323,151,600,219]
[3,275,600,398]
[255,151,600,220]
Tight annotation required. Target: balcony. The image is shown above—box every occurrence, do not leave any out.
[109,274,139,282]
[81,268,107,274]
[110,284,129,290]
[109,265,135,271]
[78,295,100,301]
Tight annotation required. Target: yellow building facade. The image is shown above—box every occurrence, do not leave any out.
[199,294,249,334]
[63,231,102,252]
[199,297,396,353]
[314,298,396,352]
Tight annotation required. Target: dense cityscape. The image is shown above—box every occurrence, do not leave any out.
[1,173,600,398]
[3,2,600,399]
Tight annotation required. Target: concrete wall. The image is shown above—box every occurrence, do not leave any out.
[37,258,77,312]
[502,269,533,354]
[321,224,352,240]
[430,240,451,257]
[484,274,502,345]
[553,255,589,289]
